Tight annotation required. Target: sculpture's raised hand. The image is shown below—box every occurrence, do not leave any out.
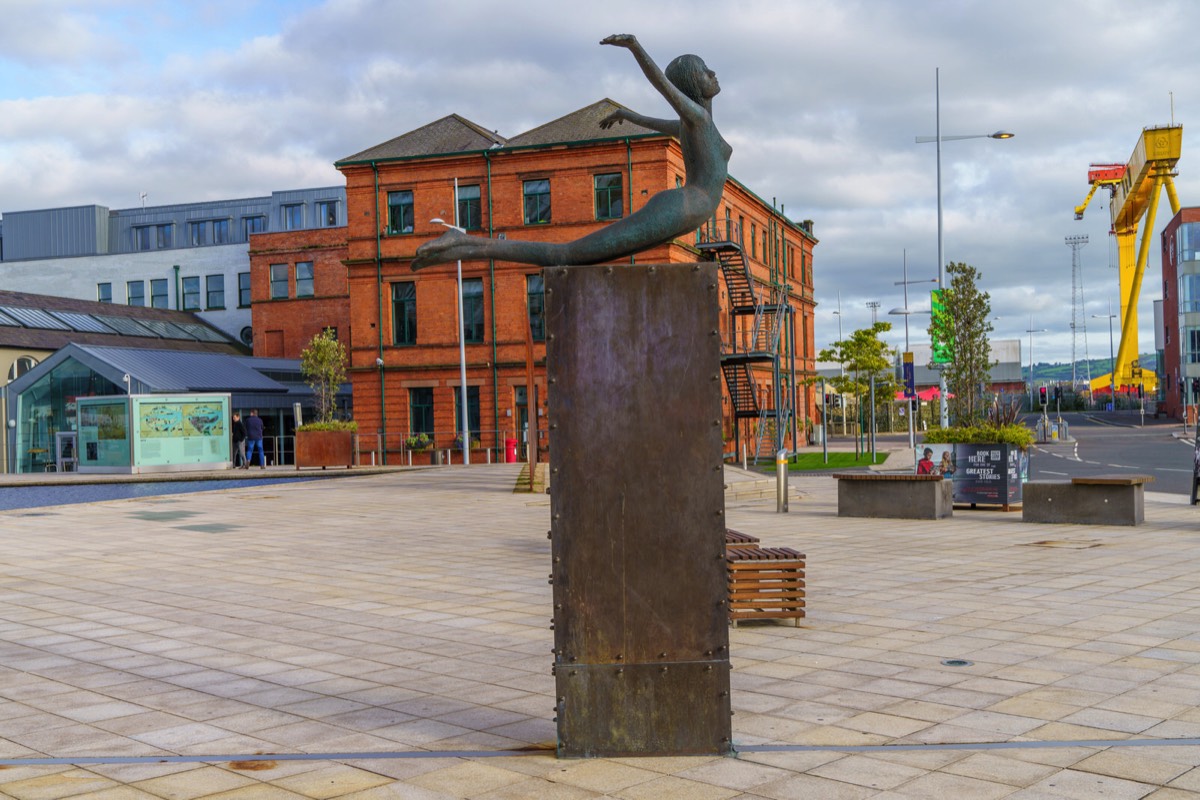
[600,34,638,49]
[598,110,626,130]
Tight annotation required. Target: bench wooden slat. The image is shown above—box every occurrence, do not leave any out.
[832,472,944,481]
[1071,474,1154,486]
[724,529,761,550]
[729,589,806,600]
[729,599,805,606]
[729,575,806,586]
[726,546,804,561]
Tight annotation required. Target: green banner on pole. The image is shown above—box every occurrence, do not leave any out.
[931,289,953,364]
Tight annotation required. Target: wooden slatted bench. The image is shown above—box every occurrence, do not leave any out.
[727,546,805,626]
[724,529,760,550]
[833,472,953,519]
[1022,474,1154,526]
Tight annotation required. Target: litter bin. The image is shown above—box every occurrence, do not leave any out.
[505,438,518,463]
[811,424,824,445]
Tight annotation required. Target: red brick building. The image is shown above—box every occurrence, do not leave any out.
[1159,207,1200,420]
[248,227,350,358]
[254,100,816,462]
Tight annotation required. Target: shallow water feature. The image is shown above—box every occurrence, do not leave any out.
[0,476,323,511]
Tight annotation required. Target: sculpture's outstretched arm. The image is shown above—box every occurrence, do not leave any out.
[599,107,680,137]
[600,34,703,123]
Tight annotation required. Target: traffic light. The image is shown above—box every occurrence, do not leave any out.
[1137,384,1144,400]
[1053,386,1062,403]
[1191,377,1199,402]
[1038,386,1047,407]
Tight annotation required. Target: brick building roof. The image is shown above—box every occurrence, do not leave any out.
[337,100,664,165]
[337,114,507,163]
[503,99,661,147]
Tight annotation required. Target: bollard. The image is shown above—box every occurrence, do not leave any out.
[776,449,789,513]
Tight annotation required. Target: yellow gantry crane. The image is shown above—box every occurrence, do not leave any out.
[1075,125,1182,394]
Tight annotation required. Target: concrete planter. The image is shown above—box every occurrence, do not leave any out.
[295,429,354,469]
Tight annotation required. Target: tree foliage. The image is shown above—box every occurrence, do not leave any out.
[928,261,994,424]
[922,423,1033,449]
[300,328,348,424]
[818,322,898,406]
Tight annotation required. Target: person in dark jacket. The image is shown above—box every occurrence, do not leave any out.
[231,412,247,468]
[244,409,265,469]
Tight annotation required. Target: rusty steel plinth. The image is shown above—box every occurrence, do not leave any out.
[546,262,732,758]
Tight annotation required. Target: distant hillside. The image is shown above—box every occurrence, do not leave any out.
[1032,353,1157,383]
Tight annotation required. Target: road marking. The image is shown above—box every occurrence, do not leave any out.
[1041,470,1069,476]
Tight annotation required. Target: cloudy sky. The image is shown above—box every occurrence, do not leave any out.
[1,0,1196,366]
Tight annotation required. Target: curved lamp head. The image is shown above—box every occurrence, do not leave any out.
[990,131,1015,139]
[430,217,465,233]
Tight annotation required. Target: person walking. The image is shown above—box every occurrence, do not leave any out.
[231,412,247,468]
[244,409,265,469]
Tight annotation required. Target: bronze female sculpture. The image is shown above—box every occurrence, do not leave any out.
[411,34,731,271]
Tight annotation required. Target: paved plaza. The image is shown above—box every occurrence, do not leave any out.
[3,464,1200,797]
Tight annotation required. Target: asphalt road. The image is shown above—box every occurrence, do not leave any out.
[1027,411,1196,495]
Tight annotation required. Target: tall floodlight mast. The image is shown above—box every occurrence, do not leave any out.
[1066,235,1089,389]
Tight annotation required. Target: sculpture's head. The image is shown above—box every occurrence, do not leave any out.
[666,54,719,102]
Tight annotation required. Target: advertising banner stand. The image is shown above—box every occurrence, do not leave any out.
[916,443,1026,509]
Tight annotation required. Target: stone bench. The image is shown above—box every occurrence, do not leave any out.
[832,472,952,520]
[1022,474,1154,526]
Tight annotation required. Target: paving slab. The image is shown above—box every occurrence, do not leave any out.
[2,465,1200,797]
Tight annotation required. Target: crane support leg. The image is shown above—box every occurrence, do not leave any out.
[1115,174,1170,392]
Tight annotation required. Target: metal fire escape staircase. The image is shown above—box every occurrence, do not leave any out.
[698,229,791,462]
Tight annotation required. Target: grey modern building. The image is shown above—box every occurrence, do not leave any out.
[0,187,347,347]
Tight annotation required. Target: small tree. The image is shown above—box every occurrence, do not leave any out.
[300,328,348,424]
[819,322,898,419]
[929,261,994,425]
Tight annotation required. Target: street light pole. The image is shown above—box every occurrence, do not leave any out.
[1025,314,1046,409]
[831,292,845,433]
[432,191,470,467]
[831,291,844,350]
[1093,301,1117,409]
[917,68,1014,428]
[891,250,937,455]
